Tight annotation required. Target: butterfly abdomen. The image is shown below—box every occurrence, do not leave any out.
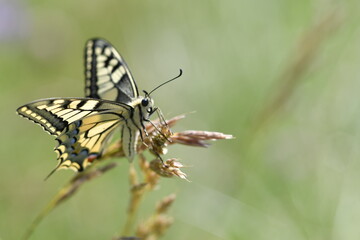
[120,124,140,161]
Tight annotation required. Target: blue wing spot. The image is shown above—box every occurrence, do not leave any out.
[75,120,82,127]
[80,149,89,156]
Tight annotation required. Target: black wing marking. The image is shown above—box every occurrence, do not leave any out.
[16,97,131,136]
[84,38,139,103]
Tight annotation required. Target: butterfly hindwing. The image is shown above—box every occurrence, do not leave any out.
[55,110,125,171]
[85,38,139,103]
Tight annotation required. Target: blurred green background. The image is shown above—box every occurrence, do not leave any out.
[1,0,360,239]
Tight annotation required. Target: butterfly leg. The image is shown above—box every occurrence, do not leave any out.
[142,118,168,164]
[155,107,169,129]
[154,152,165,165]
[139,129,150,149]
[155,108,173,143]
[144,117,172,144]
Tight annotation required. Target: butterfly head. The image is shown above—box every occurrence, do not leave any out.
[141,91,156,120]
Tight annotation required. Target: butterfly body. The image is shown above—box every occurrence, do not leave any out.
[122,97,155,160]
[17,38,157,174]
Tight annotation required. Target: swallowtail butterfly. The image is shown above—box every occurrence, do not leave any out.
[17,38,178,175]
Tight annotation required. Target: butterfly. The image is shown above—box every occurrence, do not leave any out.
[17,38,180,175]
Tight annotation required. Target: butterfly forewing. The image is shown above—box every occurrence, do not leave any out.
[17,98,131,136]
[85,38,139,103]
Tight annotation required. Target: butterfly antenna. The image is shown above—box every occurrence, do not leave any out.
[147,69,183,96]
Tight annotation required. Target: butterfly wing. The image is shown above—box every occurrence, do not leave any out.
[54,111,125,172]
[85,38,139,103]
[17,98,133,173]
[16,97,131,136]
